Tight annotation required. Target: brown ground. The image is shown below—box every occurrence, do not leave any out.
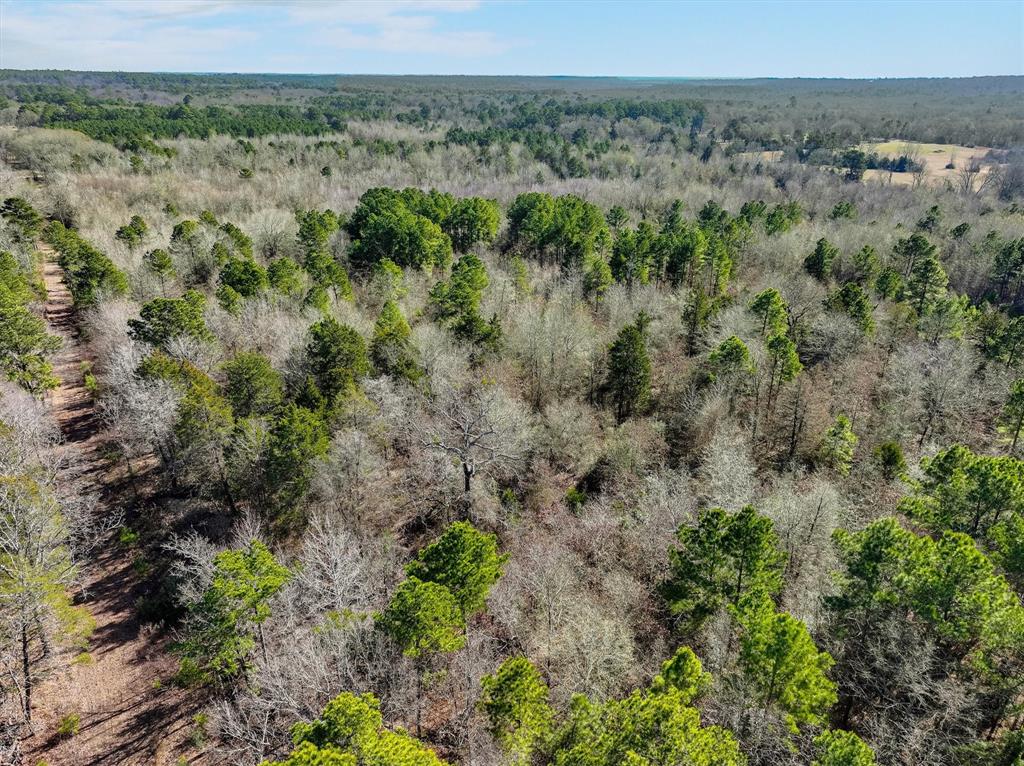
[20,244,208,766]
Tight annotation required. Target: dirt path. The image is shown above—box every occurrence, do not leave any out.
[21,244,206,766]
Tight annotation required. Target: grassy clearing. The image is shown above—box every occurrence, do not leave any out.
[859,140,995,189]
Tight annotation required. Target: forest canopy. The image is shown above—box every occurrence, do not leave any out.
[1,70,1023,766]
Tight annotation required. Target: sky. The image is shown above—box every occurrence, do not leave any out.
[1,0,1022,78]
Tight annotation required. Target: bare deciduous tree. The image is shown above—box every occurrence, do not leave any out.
[413,381,529,497]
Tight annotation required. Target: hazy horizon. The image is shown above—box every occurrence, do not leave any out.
[4,70,1023,82]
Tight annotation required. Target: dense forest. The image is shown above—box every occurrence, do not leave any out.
[1,72,1023,766]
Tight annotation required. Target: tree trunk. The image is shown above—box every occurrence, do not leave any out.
[415,665,423,738]
[751,377,762,446]
[21,621,32,722]
[464,619,475,765]
[124,452,141,503]
[257,620,269,668]
[221,469,238,515]
[786,384,804,463]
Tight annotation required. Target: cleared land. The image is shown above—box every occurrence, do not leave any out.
[859,140,995,188]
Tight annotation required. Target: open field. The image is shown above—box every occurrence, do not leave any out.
[860,140,997,189]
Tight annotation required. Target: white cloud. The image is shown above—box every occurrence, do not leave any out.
[1,1,256,70]
[0,0,512,72]
[284,1,483,25]
[294,1,509,57]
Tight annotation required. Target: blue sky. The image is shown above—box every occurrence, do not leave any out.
[1,0,1021,77]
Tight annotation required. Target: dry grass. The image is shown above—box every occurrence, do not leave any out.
[859,140,995,189]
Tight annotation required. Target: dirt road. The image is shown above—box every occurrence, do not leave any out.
[21,243,205,766]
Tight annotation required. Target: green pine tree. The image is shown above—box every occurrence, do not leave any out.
[605,314,652,423]
[479,657,553,765]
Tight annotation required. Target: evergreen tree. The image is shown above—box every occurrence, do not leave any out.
[115,214,148,250]
[143,248,176,293]
[765,202,804,234]
[348,190,454,271]
[1,197,43,240]
[296,209,340,254]
[740,199,768,225]
[682,286,716,354]
[894,232,937,274]
[305,316,370,404]
[172,361,237,507]
[907,253,948,315]
[916,205,943,234]
[609,221,655,287]
[377,577,466,658]
[169,219,201,261]
[897,444,1023,538]
[479,657,553,765]
[813,729,877,766]
[551,647,742,766]
[829,201,858,221]
[605,205,629,229]
[128,290,210,349]
[296,209,354,298]
[220,221,254,258]
[218,255,269,298]
[918,293,971,342]
[268,691,449,766]
[737,594,837,733]
[304,284,330,314]
[267,257,305,297]
[430,254,500,348]
[507,192,556,259]
[825,283,875,333]
[44,221,128,307]
[707,335,755,381]
[804,238,839,282]
[699,235,735,295]
[376,577,466,736]
[370,258,407,301]
[1000,378,1024,452]
[264,403,329,519]
[405,521,507,618]
[873,267,903,300]
[0,253,61,395]
[445,197,500,253]
[663,505,785,634]
[851,245,880,285]
[662,223,708,287]
[221,351,283,418]
[750,287,788,336]
[582,253,613,300]
[820,414,858,475]
[872,441,907,481]
[990,316,1024,370]
[829,517,1024,732]
[990,515,1024,590]
[216,283,241,314]
[507,192,609,270]
[371,300,421,383]
[992,237,1024,305]
[604,314,651,423]
[176,540,289,686]
[763,333,802,411]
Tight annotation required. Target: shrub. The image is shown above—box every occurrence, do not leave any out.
[565,487,587,513]
[57,713,81,737]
